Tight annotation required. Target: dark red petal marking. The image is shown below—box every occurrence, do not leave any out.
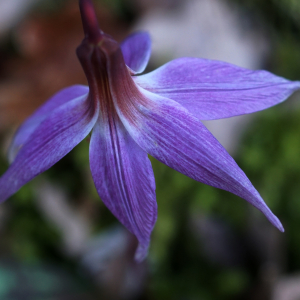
[77,0,149,126]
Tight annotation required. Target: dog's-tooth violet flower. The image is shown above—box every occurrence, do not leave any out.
[1,0,300,261]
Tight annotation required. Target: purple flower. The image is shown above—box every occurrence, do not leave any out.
[1,0,300,261]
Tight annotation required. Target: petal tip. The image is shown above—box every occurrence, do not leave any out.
[134,242,149,262]
[268,213,284,232]
[277,220,285,233]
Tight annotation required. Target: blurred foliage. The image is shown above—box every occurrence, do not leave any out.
[31,0,136,21]
[238,103,300,272]
[229,0,300,34]
[0,260,96,300]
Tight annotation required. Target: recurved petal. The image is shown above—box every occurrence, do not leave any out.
[89,119,157,261]
[117,88,284,232]
[134,57,300,120]
[8,85,89,163]
[0,94,98,203]
[120,31,151,74]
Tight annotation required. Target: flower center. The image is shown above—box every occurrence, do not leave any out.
[76,39,118,121]
[77,0,148,126]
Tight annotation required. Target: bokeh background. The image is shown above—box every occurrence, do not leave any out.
[0,0,300,299]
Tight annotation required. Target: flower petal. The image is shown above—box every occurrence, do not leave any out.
[89,118,157,261]
[134,57,300,120]
[120,31,151,74]
[8,85,89,162]
[0,94,98,203]
[116,88,284,232]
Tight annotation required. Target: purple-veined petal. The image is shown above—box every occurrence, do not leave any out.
[8,85,89,163]
[121,31,151,74]
[134,57,300,120]
[0,94,98,203]
[115,87,284,232]
[89,118,157,261]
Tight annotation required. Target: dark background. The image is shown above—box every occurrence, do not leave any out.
[0,0,300,299]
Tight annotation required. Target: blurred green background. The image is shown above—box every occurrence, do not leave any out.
[0,0,300,299]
